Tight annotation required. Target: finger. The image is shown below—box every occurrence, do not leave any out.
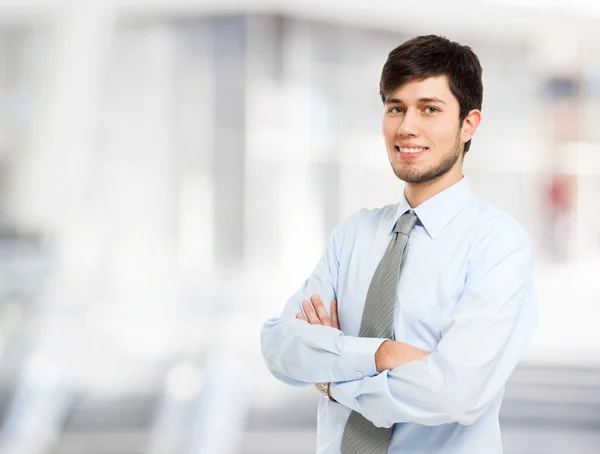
[302,300,321,325]
[331,300,340,330]
[310,294,332,326]
[296,312,307,322]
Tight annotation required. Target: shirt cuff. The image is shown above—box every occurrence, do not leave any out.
[338,336,386,380]
[329,377,363,411]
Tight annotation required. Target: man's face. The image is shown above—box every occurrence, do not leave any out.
[382,75,468,184]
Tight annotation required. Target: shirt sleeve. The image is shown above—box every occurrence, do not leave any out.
[330,225,538,427]
[261,213,386,386]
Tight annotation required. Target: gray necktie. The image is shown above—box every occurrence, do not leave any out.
[340,211,418,454]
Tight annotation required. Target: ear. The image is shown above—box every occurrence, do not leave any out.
[461,109,481,144]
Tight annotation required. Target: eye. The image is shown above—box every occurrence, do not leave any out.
[388,107,404,114]
[423,106,439,114]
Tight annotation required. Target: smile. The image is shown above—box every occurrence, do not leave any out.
[395,146,428,154]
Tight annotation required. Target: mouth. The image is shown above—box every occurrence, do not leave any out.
[394,145,428,159]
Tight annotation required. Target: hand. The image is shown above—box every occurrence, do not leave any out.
[375,340,431,372]
[295,295,340,330]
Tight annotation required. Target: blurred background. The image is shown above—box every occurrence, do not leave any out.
[0,0,599,453]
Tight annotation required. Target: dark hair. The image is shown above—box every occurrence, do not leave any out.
[379,35,483,152]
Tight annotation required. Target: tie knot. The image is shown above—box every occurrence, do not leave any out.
[394,211,418,235]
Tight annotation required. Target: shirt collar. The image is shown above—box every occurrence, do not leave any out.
[393,177,473,240]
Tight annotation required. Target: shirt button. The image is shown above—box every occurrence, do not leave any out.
[357,371,363,378]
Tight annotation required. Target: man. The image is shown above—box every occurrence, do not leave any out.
[261,34,537,454]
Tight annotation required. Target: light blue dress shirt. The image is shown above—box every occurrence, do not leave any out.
[261,177,538,453]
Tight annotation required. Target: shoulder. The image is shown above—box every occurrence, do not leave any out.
[335,203,398,238]
[465,198,531,260]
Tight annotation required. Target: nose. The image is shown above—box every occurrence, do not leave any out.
[396,109,420,137]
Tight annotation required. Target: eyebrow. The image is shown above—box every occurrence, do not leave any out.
[385,97,447,105]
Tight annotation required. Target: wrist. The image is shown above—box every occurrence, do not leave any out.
[375,340,391,372]
[319,382,337,402]
[327,383,337,403]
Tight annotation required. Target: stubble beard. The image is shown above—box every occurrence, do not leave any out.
[391,130,463,184]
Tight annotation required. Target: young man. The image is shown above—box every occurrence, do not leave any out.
[261,35,537,454]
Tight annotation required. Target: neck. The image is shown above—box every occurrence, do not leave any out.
[404,171,463,208]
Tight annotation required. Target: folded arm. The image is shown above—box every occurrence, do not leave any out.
[261,214,386,386]
[330,236,537,427]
